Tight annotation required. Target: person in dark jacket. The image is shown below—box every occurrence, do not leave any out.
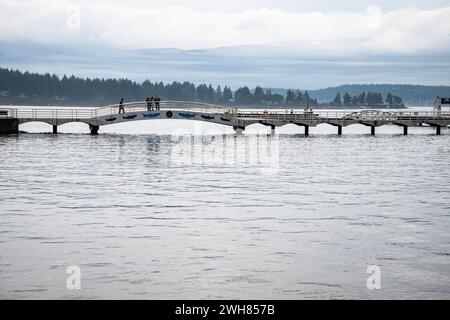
[118,98,125,114]
[154,95,161,110]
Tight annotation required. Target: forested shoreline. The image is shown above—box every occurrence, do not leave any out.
[0,68,404,108]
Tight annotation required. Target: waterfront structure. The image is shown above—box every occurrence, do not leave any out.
[1,101,449,135]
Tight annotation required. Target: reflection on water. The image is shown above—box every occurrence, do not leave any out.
[0,121,449,299]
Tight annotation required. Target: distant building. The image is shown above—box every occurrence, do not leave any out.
[434,96,450,111]
[440,97,450,104]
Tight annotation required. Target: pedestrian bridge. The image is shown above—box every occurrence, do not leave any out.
[1,100,450,135]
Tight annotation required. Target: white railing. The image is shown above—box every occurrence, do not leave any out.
[1,108,95,120]
[94,101,233,117]
[0,108,18,118]
[235,110,450,121]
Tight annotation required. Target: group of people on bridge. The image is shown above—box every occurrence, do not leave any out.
[117,96,161,114]
[145,96,161,111]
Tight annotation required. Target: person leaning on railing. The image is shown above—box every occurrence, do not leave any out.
[154,95,161,110]
[146,96,154,111]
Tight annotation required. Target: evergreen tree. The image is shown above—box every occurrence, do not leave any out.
[366,92,374,105]
[253,86,265,104]
[385,92,394,106]
[271,94,284,105]
[393,95,403,106]
[264,89,272,104]
[222,86,233,102]
[333,92,342,106]
[366,92,384,105]
[234,86,253,104]
[216,85,223,102]
[295,90,304,105]
[286,89,296,105]
[343,92,352,106]
[181,81,197,101]
[304,91,310,106]
[207,84,216,102]
[358,91,366,105]
[196,84,209,102]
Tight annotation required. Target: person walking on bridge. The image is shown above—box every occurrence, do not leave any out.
[118,98,125,114]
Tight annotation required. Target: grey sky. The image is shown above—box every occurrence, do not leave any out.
[94,0,450,11]
[0,0,449,87]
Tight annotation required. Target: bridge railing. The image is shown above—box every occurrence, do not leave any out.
[0,108,18,118]
[338,110,450,121]
[235,110,450,121]
[8,108,96,120]
[233,110,318,121]
[94,101,233,118]
[2,103,450,122]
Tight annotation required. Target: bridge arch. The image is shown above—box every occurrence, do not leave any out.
[19,120,58,133]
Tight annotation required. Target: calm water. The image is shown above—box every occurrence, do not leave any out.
[0,119,449,299]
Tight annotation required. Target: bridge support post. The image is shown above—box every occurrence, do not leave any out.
[370,126,375,135]
[52,125,57,134]
[337,125,342,136]
[403,126,408,135]
[436,126,441,135]
[0,119,19,134]
[270,125,275,135]
[90,125,99,135]
[233,126,245,134]
[304,125,309,136]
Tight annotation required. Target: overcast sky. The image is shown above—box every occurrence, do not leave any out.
[1,0,449,51]
[0,0,449,88]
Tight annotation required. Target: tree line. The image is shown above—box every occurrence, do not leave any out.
[311,84,439,106]
[0,68,319,107]
[0,68,402,107]
[331,91,404,107]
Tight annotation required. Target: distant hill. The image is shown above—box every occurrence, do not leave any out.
[307,84,450,106]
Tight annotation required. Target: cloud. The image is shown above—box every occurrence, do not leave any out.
[1,1,450,88]
[0,0,449,57]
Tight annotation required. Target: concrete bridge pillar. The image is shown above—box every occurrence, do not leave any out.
[52,125,58,134]
[403,126,408,135]
[304,125,309,136]
[233,126,245,134]
[270,125,275,135]
[436,126,441,135]
[90,125,99,135]
[371,126,375,135]
[337,125,342,136]
[0,119,19,134]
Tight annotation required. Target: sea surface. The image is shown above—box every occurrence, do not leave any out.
[0,108,449,299]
